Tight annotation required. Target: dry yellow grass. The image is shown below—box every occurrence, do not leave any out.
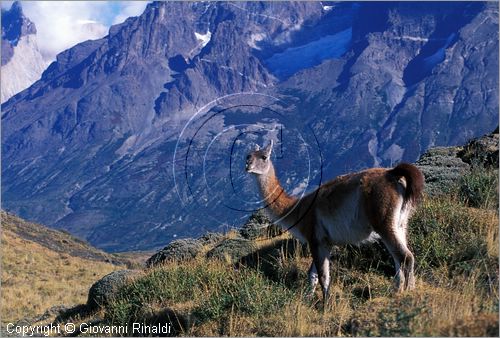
[349,280,489,335]
[1,229,121,323]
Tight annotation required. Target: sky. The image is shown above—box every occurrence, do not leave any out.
[1,1,151,62]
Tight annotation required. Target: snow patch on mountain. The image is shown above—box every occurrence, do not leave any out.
[382,144,405,165]
[248,32,267,50]
[116,135,138,156]
[291,179,309,196]
[394,36,430,43]
[367,131,382,167]
[195,31,211,48]
[384,78,406,111]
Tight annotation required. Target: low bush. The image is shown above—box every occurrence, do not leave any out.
[146,239,203,267]
[409,197,498,295]
[458,167,499,209]
[105,260,294,331]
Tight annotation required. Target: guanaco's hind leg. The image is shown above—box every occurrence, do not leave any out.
[379,227,415,292]
[308,262,318,294]
[310,242,331,302]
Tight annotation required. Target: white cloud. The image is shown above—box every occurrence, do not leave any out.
[112,1,150,25]
[2,1,150,62]
[21,1,108,62]
[1,1,14,9]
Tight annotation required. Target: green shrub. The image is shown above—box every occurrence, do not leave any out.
[193,268,293,321]
[409,197,498,285]
[239,210,282,240]
[206,238,256,263]
[458,168,499,209]
[105,261,294,328]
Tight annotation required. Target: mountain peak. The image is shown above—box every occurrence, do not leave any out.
[1,1,46,103]
[1,1,36,43]
[5,0,23,18]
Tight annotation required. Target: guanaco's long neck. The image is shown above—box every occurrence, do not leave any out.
[256,163,297,219]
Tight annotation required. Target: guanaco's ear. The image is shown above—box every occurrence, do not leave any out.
[254,144,260,151]
[264,140,273,156]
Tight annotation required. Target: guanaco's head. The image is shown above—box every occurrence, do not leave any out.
[245,140,273,175]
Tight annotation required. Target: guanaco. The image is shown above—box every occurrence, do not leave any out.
[246,140,424,301]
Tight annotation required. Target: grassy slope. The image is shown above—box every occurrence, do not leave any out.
[97,172,499,337]
[1,212,124,323]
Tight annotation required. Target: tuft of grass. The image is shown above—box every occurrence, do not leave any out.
[350,277,498,336]
[408,197,499,314]
[458,167,499,209]
[105,260,295,334]
[409,197,498,274]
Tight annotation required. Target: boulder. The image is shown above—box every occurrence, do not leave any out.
[87,270,139,310]
[206,238,255,263]
[198,232,225,246]
[146,238,203,267]
[239,210,282,240]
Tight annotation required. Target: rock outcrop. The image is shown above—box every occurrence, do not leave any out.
[458,127,499,168]
[239,210,282,240]
[417,127,499,196]
[206,238,256,264]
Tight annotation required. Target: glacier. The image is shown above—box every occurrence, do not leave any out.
[265,27,352,79]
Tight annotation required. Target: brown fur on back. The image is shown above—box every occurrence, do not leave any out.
[290,166,423,239]
[360,168,403,233]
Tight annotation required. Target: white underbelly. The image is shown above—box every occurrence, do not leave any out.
[316,192,374,245]
[319,213,373,244]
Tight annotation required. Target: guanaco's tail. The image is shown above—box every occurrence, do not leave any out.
[388,163,425,207]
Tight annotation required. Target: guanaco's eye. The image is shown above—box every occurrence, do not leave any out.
[246,155,251,160]
[262,155,267,161]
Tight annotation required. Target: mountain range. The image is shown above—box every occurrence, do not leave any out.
[2,1,498,252]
